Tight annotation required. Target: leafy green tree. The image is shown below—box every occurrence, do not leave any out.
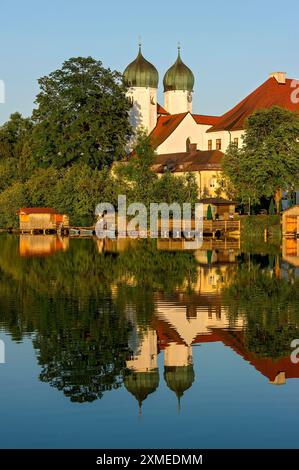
[0,112,32,161]
[32,57,132,169]
[0,182,28,227]
[0,159,15,192]
[269,198,275,215]
[116,131,157,206]
[26,167,61,208]
[154,171,198,208]
[222,106,299,210]
[207,204,213,220]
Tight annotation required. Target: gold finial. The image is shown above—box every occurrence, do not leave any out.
[138,35,142,52]
[177,41,181,58]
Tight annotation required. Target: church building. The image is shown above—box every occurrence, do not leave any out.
[124,45,299,215]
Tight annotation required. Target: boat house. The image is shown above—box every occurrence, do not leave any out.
[17,208,69,233]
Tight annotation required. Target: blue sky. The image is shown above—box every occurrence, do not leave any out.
[0,0,298,124]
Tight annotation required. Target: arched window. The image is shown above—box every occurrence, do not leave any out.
[186,137,191,152]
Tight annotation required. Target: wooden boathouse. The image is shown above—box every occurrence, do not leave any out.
[17,208,69,234]
[282,206,299,238]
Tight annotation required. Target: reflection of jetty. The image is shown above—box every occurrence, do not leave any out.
[157,237,240,252]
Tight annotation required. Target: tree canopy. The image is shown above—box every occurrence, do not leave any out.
[32,57,132,169]
[222,106,299,207]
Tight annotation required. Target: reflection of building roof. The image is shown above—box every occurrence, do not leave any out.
[124,370,159,408]
[208,76,299,133]
[209,328,299,382]
[153,303,299,383]
[164,365,194,400]
[152,149,223,173]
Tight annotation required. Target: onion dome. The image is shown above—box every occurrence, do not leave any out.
[163,46,194,92]
[124,370,159,413]
[124,45,159,88]
[164,364,194,409]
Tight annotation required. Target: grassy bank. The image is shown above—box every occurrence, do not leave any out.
[240,215,281,254]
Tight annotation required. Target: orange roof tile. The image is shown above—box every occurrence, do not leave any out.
[17,207,57,215]
[157,103,169,115]
[149,112,189,149]
[152,149,223,173]
[208,76,299,132]
[192,114,220,126]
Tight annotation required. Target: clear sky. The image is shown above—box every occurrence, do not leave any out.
[0,0,298,124]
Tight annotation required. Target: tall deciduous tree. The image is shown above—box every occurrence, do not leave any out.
[0,112,32,161]
[222,106,299,210]
[32,57,132,169]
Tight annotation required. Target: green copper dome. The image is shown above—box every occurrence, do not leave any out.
[124,45,159,88]
[164,365,195,400]
[163,47,194,92]
[124,370,159,409]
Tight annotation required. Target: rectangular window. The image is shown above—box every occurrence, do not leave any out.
[208,139,212,151]
[233,137,239,147]
[216,139,221,150]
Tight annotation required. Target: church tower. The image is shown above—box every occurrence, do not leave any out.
[163,46,195,115]
[124,44,159,134]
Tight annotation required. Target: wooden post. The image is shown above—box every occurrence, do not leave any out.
[264,228,268,242]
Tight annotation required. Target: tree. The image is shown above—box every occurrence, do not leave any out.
[0,112,32,161]
[222,107,299,211]
[32,57,132,169]
[115,130,157,206]
[207,204,213,220]
[269,198,275,215]
[0,181,28,228]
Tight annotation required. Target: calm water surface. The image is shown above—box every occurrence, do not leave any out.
[0,234,299,448]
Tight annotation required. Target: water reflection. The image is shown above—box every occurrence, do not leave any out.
[0,235,299,412]
[19,234,69,257]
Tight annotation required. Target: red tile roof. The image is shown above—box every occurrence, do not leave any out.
[152,149,223,173]
[209,328,299,382]
[157,103,169,115]
[208,76,299,133]
[149,112,189,149]
[192,114,220,126]
[17,208,57,215]
[155,316,299,381]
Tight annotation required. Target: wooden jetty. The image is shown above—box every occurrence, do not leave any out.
[16,207,240,238]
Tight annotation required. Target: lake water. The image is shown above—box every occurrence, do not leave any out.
[0,234,299,449]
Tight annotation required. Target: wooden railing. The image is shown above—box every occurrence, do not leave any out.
[203,220,241,233]
[155,219,240,234]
